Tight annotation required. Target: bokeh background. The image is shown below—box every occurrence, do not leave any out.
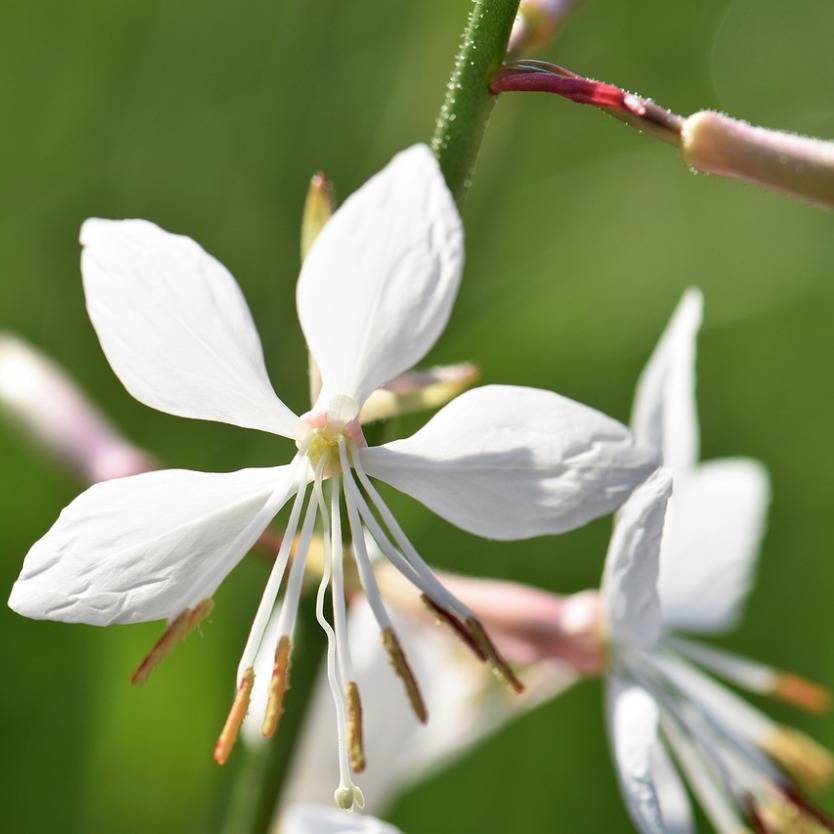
[2,0,834,831]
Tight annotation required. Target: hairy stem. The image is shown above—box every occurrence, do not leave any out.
[432,0,522,202]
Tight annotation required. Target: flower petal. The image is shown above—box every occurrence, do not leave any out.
[659,459,770,634]
[8,465,295,625]
[282,804,403,834]
[606,676,666,834]
[81,219,300,437]
[296,145,463,406]
[602,469,672,650]
[652,740,695,834]
[361,385,658,541]
[631,289,702,477]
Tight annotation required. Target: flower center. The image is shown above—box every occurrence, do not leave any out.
[296,394,366,470]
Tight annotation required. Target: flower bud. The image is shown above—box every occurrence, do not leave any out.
[0,333,154,483]
[507,0,582,58]
[301,171,336,261]
[682,110,834,210]
[301,171,337,405]
[358,362,480,424]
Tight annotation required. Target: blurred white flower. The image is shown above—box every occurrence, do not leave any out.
[8,143,655,809]
[282,804,402,834]
[602,291,832,834]
[0,333,154,482]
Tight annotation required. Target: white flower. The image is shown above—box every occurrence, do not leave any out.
[602,291,832,834]
[7,143,655,810]
[282,804,402,834]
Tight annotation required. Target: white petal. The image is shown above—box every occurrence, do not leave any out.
[297,145,463,406]
[81,219,300,437]
[652,741,694,834]
[606,676,666,834]
[361,385,658,541]
[602,469,672,649]
[659,459,770,633]
[281,804,403,834]
[631,289,702,477]
[8,465,295,625]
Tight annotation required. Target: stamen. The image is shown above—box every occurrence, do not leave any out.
[262,635,292,738]
[421,594,485,661]
[214,666,254,765]
[660,712,751,834]
[782,785,834,832]
[466,617,526,694]
[381,627,428,724]
[237,459,309,679]
[348,447,476,622]
[131,598,214,685]
[765,795,832,834]
[346,681,366,773]
[337,443,427,724]
[763,727,834,793]
[774,674,832,714]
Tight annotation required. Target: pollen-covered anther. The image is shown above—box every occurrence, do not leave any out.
[130,598,214,685]
[262,635,292,738]
[466,617,526,694]
[213,667,255,765]
[346,681,366,773]
[381,627,428,724]
[763,726,834,793]
[774,673,832,714]
[420,594,485,661]
[763,797,831,834]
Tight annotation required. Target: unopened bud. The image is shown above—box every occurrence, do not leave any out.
[359,362,480,424]
[508,0,582,58]
[301,171,336,261]
[0,334,155,483]
[302,171,337,405]
[682,111,834,210]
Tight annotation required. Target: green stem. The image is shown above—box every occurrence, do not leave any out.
[431,0,522,202]
[218,591,326,834]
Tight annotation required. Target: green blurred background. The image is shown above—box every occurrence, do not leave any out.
[2,0,833,831]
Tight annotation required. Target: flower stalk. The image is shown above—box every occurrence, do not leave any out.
[492,60,834,209]
[431,0,522,202]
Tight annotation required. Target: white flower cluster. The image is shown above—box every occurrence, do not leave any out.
[5,145,831,834]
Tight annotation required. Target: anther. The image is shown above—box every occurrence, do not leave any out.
[262,636,292,738]
[381,627,428,724]
[421,594,485,661]
[774,673,832,714]
[466,618,526,694]
[763,727,834,793]
[346,681,366,773]
[213,667,255,765]
[782,785,834,832]
[130,598,214,685]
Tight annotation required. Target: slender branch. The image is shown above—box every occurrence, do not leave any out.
[432,0,522,202]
